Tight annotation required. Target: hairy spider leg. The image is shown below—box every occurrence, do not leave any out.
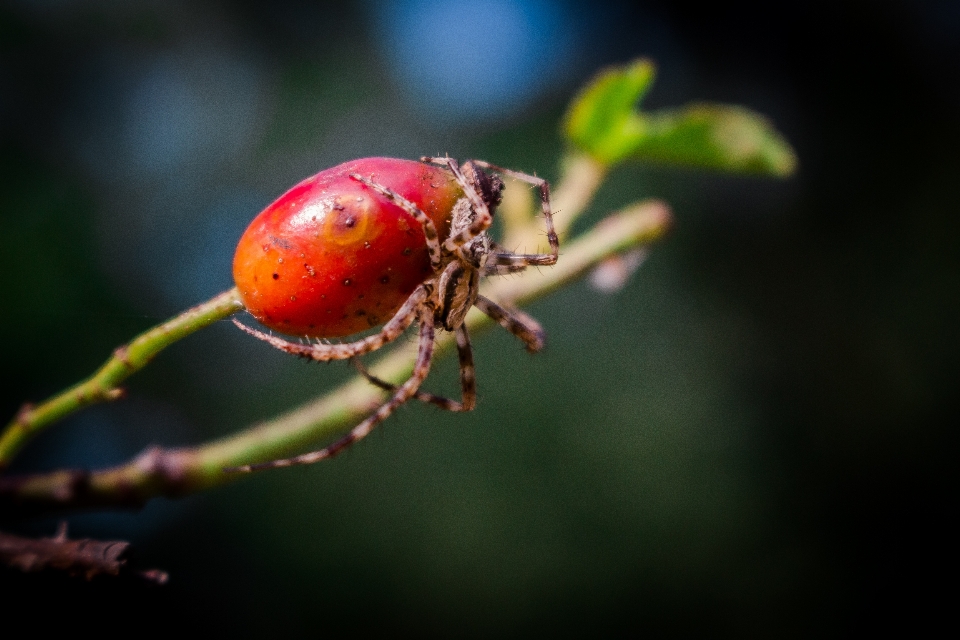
[352,323,477,412]
[233,284,429,362]
[227,308,438,472]
[474,295,546,353]
[348,173,442,271]
[483,241,537,275]
[470,160,560,268]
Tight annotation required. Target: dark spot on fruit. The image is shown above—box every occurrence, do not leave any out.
[305,264,316,277]
[367,315,380,327]
[343,278,352,286]
[355,310,367,316]
[358,294,364,300]
[290,296,296,301]
[380,275,390,284]
[309,324,315,328]
[345,216,356,227]
[272,273,279,280]
[402,247,412,255]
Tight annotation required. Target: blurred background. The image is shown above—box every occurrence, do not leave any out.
[1,0,956,635]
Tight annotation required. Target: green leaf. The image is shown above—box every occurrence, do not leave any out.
[563,59,797,177]
[564,59,656,165]
[635,104,797,176]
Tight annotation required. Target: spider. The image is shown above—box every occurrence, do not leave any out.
[229,157,558,472]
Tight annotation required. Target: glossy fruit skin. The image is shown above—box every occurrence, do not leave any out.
[233,158,461,338]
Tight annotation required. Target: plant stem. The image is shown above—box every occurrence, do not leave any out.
[550,153,607,237]
[0,289,245,468]
[0,199,671,516]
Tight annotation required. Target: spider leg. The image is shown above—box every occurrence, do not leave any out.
[483,263,528,276]
[470,160,559,266]
[351,323,476,412]
[233,284,430,361]
[480,241,529,275]
[351,357,452,408]
[349,173,442,271]
[485,249,557,270]
[227,310,437,472]
[420,156,494,253]
[474,295,545,353]
[452,324,478,411]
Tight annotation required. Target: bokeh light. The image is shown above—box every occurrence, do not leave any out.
[370,0,578,126]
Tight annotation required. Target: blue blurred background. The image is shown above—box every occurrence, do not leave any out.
[1,0,956,635]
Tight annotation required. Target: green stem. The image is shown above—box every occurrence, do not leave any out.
[0,289,245,468]
[0,200,671,515]
[550,152,607,238]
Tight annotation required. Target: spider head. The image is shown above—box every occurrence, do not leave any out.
[448,161,504,256]
[462,160,504,213]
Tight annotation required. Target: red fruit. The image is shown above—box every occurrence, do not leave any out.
[233,158,462,338]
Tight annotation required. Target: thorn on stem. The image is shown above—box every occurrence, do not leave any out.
[13,403,33,429]
[104,388,126,401]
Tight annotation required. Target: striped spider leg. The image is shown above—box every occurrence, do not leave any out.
[229,303,439,472]
[351,323,477,413]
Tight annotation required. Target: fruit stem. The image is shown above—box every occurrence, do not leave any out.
[0,288,245,469]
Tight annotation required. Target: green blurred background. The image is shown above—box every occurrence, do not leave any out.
[1,0,956,635]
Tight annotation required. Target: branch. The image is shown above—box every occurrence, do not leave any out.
[0,522,168,583]
[0,289,245,469]
[0,199,671,516]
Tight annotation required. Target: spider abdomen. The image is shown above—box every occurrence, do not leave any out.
[233,158,461,338]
